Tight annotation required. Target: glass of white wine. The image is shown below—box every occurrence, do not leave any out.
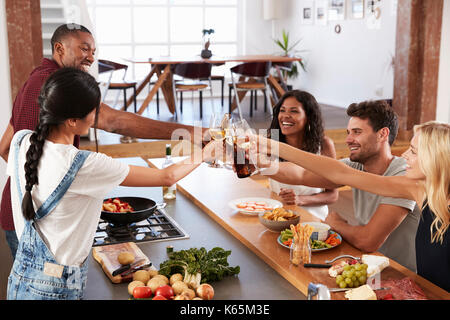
[208,113,227,168]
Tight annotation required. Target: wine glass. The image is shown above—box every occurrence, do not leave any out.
[208,113,228,168]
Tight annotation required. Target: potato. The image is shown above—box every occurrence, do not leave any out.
[174,294,189,300]
[128,280,145,296]
[132,270,150,284]
[192,297,203,300]
[147,269,159,278]
[152,274,169,285]
[181,288,196,300]
[147,277,166,293]
[196,283,214,300]
[171,280,189,295]
[117,252,135,265]
[170,273,183,285]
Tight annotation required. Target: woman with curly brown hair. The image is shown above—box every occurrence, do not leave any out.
[266,90,338,219]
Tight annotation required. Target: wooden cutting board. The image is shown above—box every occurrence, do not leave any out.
[92,242,154,284]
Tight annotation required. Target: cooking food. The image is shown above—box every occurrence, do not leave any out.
[117,251,135,265]
[236,201,273,213]
[344,284,377,300]
[361,254,390,277]
[375,277,427,300]
[262,207,298,221]
[158,247,240,289]
[102,198,134,213]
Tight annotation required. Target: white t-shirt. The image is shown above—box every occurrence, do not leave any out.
[7,131,129,266]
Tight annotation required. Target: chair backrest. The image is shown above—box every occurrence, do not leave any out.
[272,61,293,72]
[98,59,128,72]
[230,61,272,77]
[172,63,212,79]
[98,61,115,74]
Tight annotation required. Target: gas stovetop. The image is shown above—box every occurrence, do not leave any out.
[93,208,189,247]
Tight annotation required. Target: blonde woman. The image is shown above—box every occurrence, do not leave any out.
[254,121,449,291]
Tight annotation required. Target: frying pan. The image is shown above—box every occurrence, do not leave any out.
[101,197,165,225]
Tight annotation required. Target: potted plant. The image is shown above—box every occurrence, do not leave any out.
[273,29,307,84]
[201,28,215,59]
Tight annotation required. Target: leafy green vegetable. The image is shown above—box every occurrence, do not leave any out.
[158,247,240,289]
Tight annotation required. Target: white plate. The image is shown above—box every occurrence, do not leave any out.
[228,197,283,216]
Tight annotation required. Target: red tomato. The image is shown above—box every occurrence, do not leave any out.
[133,286,152,299]
[152,295,167,300]
[155,285,175,300]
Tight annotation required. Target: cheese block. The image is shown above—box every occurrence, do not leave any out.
[345,285,377,300]
[361,254,389,277]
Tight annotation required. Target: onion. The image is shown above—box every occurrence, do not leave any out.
[196,283,214,300]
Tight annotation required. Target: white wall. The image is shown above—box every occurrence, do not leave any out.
[436,0,450,123]
[0,0,12,191]
[270,0,398,108]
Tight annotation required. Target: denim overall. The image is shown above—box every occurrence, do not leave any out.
[7,130,91,300]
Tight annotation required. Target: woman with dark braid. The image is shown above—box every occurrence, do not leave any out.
[6,68,216,300]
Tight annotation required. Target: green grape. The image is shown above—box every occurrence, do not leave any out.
[339,281,347,288]
[345,277,352,284]
[342,270,349,278]
[347,281,354,288]
[355,271,362,278]
[353,280,360,287]
[354,263,362,271]
[347,270,355,278]
[359,275,367,284]
[336,275,344,283]
[361,263,368,270]
[343,264,351,271]
[351,276,357,282]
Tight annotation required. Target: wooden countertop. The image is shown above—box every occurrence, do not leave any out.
[147,158,450,300]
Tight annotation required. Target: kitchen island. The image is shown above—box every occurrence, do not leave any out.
[83,157,306,300]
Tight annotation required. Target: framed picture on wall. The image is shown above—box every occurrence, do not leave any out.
[347,0,364,19]
[300,0,314,25]
[315,0,328,26]
[328,0,346,21]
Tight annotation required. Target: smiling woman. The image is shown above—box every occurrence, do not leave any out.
[265,90,338,220]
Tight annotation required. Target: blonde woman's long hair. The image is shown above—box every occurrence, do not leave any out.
[414,121,450,244]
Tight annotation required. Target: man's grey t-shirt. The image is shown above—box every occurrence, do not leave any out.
[340,156,420,272]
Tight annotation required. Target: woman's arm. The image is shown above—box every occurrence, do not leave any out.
[277,141,417,201]
[120,141,217,187]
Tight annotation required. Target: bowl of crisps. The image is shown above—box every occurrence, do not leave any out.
[258,208,300,232]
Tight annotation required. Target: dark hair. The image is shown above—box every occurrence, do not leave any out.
[268,90,324,154]
[22,68,101,220]
[51,23,92,54]
[346,100,399,145]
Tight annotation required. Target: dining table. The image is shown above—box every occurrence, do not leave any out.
[122,54,301,116]
[144,156,450,300]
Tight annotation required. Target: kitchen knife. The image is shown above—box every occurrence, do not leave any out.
[303,263,332,268]
[112,258,146,277]
[120,262,153,277]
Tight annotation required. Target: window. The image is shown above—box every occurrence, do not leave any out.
[87,0,239,81]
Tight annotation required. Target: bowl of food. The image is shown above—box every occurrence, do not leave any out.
[300,222,330,241]
[258,208,300,232]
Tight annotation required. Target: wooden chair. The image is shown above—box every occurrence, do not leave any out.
[229,61,273,120]
[172,63,213,119]
[200,63,225,107]
[98,59,137,113]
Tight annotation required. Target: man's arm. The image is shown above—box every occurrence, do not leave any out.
[325,204,409,252]
[0,123,14,162]
[95,103,208,143]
